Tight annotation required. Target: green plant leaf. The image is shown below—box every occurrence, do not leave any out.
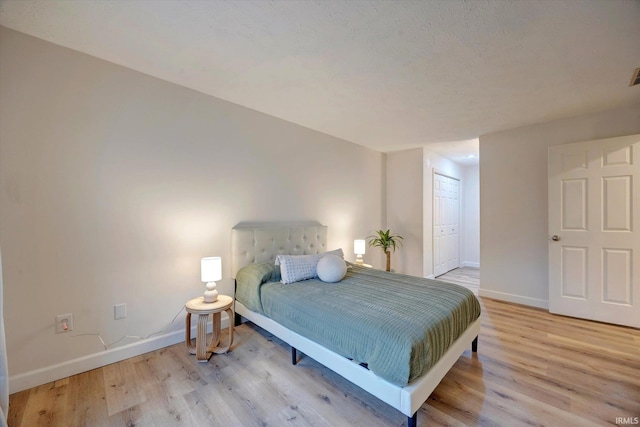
[366,229,403,253]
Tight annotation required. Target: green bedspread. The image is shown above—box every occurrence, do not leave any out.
[236,263,480,386]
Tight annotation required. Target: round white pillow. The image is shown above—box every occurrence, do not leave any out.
[316,254,347,283]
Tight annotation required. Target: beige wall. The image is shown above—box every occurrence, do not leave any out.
[461,165,479,268]
[385,148,423,276]
[0,27,384,391]
[479,103,640,307]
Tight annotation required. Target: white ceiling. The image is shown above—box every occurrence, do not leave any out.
[1,0,639,162]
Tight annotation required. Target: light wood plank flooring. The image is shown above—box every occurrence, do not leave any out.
[436,267,480,295]
[8,297,640,426]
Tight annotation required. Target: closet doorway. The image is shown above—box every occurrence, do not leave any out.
[433,172,460,277]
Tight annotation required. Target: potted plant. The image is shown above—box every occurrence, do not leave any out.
[367,229,403,272]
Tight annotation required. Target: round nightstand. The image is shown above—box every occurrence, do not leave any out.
[185,295,234,362]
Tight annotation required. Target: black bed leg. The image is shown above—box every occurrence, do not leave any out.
[234,312,242,327]
[291,347,297,365]
[472,336,478,353]
[408,413,417,427]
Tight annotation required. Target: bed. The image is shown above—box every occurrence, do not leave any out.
[231,223,481,426]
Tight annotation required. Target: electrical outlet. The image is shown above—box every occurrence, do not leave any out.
[55,313,73,333]
[114,303,127,320]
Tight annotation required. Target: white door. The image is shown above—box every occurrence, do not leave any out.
[446,178,460,272]
[433,173,447,277]
[434,173,460,277]
[548,134,640,327]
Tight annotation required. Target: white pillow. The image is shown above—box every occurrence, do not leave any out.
[276,249,344,284]
[317,255,347,283]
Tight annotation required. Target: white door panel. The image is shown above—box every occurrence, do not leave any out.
[434,173,460,277]
[548,134,640,327]
[433,173,446,277]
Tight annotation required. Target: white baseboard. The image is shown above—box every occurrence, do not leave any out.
[461,261,480,268]
[9,316,230,394]
[478,289,548,310]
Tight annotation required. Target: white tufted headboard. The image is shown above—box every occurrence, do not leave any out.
[231,223,328,277]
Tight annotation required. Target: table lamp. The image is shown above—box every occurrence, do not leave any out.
[201,256,222,303]
[354,239,366,265]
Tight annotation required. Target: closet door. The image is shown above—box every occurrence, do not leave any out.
[434,173,460,277]
[433,173,447,277]
[446,178,460,272]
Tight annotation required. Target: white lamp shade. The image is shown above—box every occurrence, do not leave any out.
[201,257,222,282]
[354,240,366,255]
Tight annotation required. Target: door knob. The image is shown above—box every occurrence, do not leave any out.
[551,235,560,241]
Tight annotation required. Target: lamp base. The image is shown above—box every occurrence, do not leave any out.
[355,255,364,266]
[203,281,219,303]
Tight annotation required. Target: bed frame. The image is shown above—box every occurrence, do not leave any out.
[231,223,480,426]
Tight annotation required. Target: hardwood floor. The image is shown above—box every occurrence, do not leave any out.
[436,267,480,295]
[8,297,640,426]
